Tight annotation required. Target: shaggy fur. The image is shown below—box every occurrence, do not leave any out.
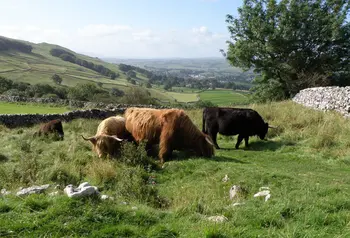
[124,107,215,164]
[34,119,64,140]
[82,116,133,158]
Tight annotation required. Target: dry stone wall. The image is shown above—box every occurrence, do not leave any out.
[0,105,169,128]
[292,86,350,117]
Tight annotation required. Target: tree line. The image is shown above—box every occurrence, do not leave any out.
[50,48,118,79]
[223,0,350,102]
[0,37,32,53]
[0,76,158,105]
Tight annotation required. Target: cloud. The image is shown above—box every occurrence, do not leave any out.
[77,24,131,37]
[0,24,229,58]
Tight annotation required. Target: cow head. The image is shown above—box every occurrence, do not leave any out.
[198,133,215,157]
[82,134,124,158]
[258,122,269,140]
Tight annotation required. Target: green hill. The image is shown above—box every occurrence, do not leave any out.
[0,36,176,103]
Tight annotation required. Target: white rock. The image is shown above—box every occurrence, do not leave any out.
[100,194,109,200]
[16,184,50,196]
[64,182,99,198]
[1,188,11,195]
[231,202,245,207]
[207,215,228,223]
[229,185,241,200]
[253,190,270,197]
[222,174,229,182]
[131,206,138,210]
[48,191,59,196]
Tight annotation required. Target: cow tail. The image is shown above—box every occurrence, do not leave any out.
[202,109,206,134]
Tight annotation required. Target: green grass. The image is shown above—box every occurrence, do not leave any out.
[0,102,69,114]
[199,89,250,106]
[1,101,350,236]
[166,91,199,102]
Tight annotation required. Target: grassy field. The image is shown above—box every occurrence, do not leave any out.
[1,101,350,237]
[199,89,250,106]
[167,92,199,102]
[0,102,69,114]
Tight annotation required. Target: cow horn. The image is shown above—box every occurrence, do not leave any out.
[108,135,124,142]
[268,125,277,129]
[205,136,214,146]
[81,135,96,141]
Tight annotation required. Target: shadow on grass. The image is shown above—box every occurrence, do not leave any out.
[218,139,295,152]
[165,151,249,164]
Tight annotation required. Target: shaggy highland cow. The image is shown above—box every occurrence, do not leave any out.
[124,107,215,164]
[82,116,134,158]
[34,119,64,140]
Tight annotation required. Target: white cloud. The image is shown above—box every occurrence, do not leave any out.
[0,24,229,58]
[77,24,131,37]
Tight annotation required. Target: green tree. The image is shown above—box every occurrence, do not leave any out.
[223,0,350,102]
[127,70,136,78]
[146,82,152,88]
[110,72,119,80]
[122,87,155,104]
[52,74,62,85]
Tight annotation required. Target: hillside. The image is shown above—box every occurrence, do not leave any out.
[103,57,246,75]
[0,36,252,106]
[0,36,176,103]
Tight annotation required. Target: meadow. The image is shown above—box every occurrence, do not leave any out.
[1,101,350,237]
[199,89,250,106]
[0,102,69,114]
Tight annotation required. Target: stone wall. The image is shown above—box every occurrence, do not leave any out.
[292,86,350,117]
[0,105,169,128]
[0,95,148,109]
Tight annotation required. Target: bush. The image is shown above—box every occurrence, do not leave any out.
[122,87,157,105]
[193,100,218,108]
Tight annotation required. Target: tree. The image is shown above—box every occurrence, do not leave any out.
[97,82,103,87]
[146,82,152,88]
[110,88,124,97]
[127,70,136,78]
[52,74,62,85]
[164,81,172,91]
[122,87,155,105]
[130,79,136,85]
[110,72,119,80]
[223,0,350,102]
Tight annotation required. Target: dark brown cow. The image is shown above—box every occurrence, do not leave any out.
[34,119,64,140]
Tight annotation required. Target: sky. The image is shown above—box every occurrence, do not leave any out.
[0,0,241,58]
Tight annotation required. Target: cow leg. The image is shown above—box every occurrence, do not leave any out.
[244,136,249,148]
[208,130,220,149]
[159,131,174,164]
[235,134,244,149]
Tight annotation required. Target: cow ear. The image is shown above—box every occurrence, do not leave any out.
[108,135,124,142]
[205,136,214,146]
[81,135,97,144]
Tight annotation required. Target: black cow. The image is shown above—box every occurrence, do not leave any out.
[202,107,275,149]
[34,119,64,140]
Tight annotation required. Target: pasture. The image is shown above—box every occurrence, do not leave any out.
[199,89,250,106]
[1,101,350,237]
[0,102,69,114]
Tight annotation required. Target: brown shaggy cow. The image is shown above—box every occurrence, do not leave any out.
[34,119,64,140]
[124,107,215,164]
[82,115,133,158]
